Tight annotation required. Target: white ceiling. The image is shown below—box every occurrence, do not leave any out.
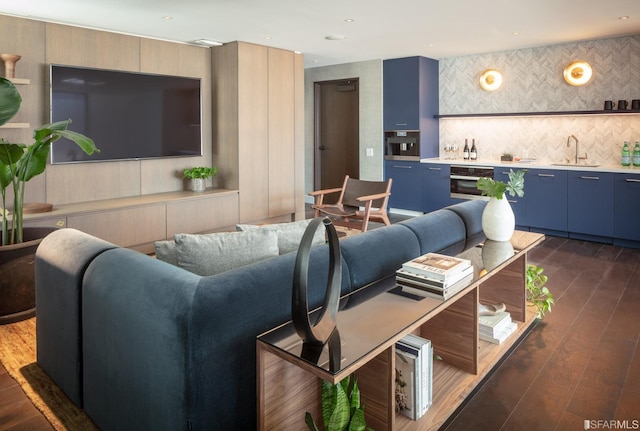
[1,0,639,68]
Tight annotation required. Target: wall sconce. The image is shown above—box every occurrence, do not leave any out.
[563,61,592,86]
[479,69,502,91]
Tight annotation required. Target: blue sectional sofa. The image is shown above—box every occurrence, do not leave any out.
[35,200,486,430]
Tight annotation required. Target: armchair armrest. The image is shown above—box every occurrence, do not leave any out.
[356,191,391,203]
[309,187,343,197]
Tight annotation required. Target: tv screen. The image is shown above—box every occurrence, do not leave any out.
[50,65,202,164]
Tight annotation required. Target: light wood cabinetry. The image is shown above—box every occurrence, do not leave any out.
[258,231,544,430]
[212,41,304,224]
[24,189,239,253]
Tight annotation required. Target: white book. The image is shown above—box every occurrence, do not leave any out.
[395,348,418,420]
[400,334,433,417]
[396,265,474,289]
[480,321,517,344]
[479,311,512,336]
[401,252,472,281]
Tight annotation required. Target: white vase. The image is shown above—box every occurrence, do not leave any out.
[481,240,515,271]
[482,197,515,241]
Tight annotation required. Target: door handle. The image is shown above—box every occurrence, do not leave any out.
[319,146,329,151]
[537,173,555,177]
[580,176,599,180]
[626,179,640,183]
[393,165,412,169]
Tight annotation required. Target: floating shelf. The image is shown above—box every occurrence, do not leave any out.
[0,122,30,129]
[436,109,640,119]
[6,77,30,85]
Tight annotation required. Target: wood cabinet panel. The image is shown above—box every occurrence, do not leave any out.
[268,48,296,217]
[67,204,166,247]
[238,43,269,222]
[166,193,238,237]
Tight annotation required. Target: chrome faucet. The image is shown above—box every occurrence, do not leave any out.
[567,134,587,164]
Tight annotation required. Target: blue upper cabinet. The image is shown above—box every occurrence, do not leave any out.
[383,56,439,158]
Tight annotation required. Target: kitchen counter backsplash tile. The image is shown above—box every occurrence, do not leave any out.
[440,114,640,167]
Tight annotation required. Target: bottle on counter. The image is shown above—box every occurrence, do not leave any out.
[622,141,631,166]
[470,139,477,160]
[463,138,470,160]
[633,141,640,167]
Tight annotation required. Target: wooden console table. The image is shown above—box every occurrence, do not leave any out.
[257,231,544,430]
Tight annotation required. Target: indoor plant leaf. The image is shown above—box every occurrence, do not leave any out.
[326,383,350,431]
[0,77,21,127]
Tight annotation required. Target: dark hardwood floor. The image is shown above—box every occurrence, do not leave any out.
[1,219,639,430]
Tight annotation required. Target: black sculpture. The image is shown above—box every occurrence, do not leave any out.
[292,217,341,346]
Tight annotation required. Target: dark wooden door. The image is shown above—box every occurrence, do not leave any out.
[314,79,359,198]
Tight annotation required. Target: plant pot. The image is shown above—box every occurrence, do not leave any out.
[190,178,206,192]
[501,155,513,162]
[0,226,57,324]
[481,197,515,241]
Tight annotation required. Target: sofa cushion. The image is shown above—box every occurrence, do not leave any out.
[173,229,280,276]
[399,209,467,255]
[444,199,487,239]
[154,239,178,265]
[236,219,326,254]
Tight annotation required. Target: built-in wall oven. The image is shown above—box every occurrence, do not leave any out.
[450,165,494,200]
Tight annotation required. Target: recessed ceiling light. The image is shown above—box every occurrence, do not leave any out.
[619,16,630,20]
[513,32,520,35]
[162,16,173,20]
[194,39,223,47]
[345,18,355,23]
[325,35,345,41]
[264,36,272,40]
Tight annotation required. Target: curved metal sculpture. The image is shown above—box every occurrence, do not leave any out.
[292,217,341,345]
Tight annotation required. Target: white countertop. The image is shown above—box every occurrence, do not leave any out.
[420,157,640,174]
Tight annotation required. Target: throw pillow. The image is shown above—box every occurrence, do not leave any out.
[154,239,178,266]
[173,229,279,276]
[236,219,326,254]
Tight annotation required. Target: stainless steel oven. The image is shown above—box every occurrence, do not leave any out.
[450,165,494,200]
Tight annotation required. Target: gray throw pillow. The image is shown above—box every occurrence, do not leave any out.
[236,219,326,254]
[173,229,279,276]
[154,239,178,266]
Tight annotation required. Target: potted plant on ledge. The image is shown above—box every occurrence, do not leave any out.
[477,169,525,241]
[0,77,98,323]
[183,166,218,192]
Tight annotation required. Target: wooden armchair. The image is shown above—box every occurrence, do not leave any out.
[310,176,392,232]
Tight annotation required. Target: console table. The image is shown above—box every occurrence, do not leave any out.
[257,231,544,430]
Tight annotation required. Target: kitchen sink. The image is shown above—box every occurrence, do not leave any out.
[551,163,601,167]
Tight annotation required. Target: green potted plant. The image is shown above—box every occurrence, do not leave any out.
[526,264,555,318]
[0,77,98,323]
[305,375,371,431]
[183,166,218,192]
[500,152,514,162]
[477,169,525,241]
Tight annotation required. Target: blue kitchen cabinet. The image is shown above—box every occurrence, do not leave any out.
[422,163,451,213]
[613,171,640,244]
[494,168,527,228]
[384,160,423,211]
[568,171,613,240]
[526,169,568,234]
[383,56,439,158]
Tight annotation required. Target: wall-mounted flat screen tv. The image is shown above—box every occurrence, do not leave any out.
[50,64,202,164]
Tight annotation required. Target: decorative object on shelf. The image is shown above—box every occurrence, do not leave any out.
[305,375,370,431]
[477,169,525,241]
[479,68,502,91]
[526,264,554,318]
[0,53,21,79]
[182,166,218,192]
[563,60,592,86]
[0,77,98,324]
[500,152,514,162]
[292,217,341,346]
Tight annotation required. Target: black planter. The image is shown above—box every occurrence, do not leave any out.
[0,227,57,324]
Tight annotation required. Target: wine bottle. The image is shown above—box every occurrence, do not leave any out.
[470,139,477,160]
[463,139,470,160]
[633,141,640,167]
[622,141,631,166]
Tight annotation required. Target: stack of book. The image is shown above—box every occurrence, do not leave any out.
[395,334,433,420]
[478,310,517,344]
[396,252,473,300]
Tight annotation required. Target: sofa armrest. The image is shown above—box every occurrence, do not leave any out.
[35,228,117,407]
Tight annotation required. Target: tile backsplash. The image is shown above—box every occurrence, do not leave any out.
[438,34,640,165]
